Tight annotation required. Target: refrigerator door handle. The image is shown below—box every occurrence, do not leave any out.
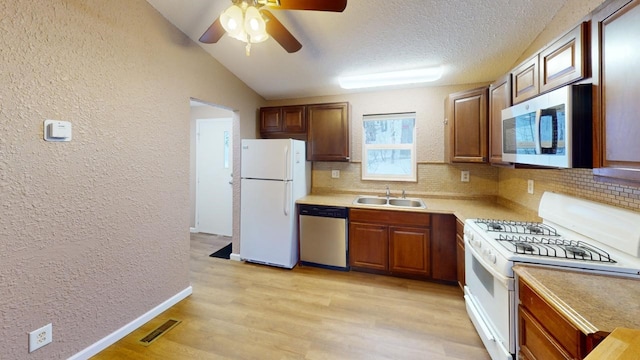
[283,181,290,216]
[283,145,290,180]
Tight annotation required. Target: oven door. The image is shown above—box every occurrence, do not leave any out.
[464,239,515,360]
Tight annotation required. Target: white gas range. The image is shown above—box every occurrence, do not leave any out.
[463,192,640,360]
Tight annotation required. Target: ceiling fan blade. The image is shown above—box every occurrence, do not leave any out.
[262,10,302,53]
[199,17,225,44]
[263,0,347,12]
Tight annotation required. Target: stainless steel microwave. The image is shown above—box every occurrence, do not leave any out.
[501,84,592,168]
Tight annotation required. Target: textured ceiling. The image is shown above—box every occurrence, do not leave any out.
[146,0,568,100]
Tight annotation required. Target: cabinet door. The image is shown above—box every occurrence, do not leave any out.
[260,107,282,133]
[539,22,588,94]
[489,75,512,165]
[512,56,539,104]
[282,106,306,133]
[349,222,388,271]
[446,87,489,163]
[592,0,640,184]
[431,214,457,282]
[456,219,465,291]
[307,102,350,161]
[389,226,430,276]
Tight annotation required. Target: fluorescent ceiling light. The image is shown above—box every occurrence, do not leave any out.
[339,66,443,89]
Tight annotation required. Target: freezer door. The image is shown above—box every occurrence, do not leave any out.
[241,139,292,180]
[240,178,297,268]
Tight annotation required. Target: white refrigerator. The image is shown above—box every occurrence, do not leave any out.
[240,139,311,269]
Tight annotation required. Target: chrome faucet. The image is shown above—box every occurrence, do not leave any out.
[402,189,406,199]
[385,185,391,200]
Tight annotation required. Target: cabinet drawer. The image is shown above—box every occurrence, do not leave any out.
[519,279,584,358]
[350,208,430,227]
[519,306,572,360]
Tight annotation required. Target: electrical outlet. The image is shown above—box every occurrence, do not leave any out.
[461,170,470,182]
[527,179,534,194]
[29,323,52,352]
[331,170,340,178]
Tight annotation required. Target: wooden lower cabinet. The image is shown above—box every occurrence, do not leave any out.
[518,278,602,359]
[431,214,457,282]
[455,219,465,291]
[389,226,430,276]
[349,209,457,282]
[349,222,388,271]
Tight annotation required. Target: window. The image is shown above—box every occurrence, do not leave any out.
[362,113,416,181]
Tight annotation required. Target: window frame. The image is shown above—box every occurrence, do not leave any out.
[361,112,417,182]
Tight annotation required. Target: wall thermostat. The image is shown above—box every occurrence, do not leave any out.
[44,120,72,142]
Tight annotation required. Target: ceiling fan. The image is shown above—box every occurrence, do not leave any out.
[199,0,347,54]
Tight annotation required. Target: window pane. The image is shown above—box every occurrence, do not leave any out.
[364,118,414,145]
[366,149,413,175]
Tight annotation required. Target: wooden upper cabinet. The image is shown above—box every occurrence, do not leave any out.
[307,102,350,161]
[259,105,306,140]
[539,22,589,94]
[511,56,539,104]
[489,75,512,165]
[511,22,589,105]
[592,0,640,184]
[446,87,489,163]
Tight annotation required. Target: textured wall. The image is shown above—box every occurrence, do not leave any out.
[0,1,262,359]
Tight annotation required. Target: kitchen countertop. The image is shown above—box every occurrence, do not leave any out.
[584,327,640,359]
[513,265,640,335]
[297,193,540,222]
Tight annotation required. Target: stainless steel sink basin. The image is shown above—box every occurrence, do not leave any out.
[388,198,424,208]
[352,195,426,209]
[354,197,388,205]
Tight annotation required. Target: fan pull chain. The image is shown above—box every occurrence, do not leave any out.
[246,42,251,56]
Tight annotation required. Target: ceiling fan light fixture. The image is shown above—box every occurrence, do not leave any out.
[244,6,269,43]
[220,5,245,40]
[338,66,444,89]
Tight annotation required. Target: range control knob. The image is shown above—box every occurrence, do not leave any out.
[487,251,497,264]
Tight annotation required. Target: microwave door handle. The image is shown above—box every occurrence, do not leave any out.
[534,109,542,155]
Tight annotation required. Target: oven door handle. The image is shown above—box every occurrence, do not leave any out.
[466,238,514,290]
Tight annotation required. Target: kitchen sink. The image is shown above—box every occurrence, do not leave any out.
[352,195,426,209]
[354,197,388,205]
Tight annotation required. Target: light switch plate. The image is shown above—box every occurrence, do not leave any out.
[528,179,534,194]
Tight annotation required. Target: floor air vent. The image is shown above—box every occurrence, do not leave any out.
[138,319,181,346]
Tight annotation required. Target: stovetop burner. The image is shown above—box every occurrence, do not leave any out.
[496,234,616,263]
[474,219,558,236]
[514,241,535,252]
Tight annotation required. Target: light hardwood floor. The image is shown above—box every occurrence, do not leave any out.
[92,233,490,359]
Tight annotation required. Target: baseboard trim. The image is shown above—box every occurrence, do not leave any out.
[189,227,197,233]
[69,286,193,360]
[230,253,241,262]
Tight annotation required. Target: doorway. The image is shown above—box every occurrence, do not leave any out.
[190,101,234,237]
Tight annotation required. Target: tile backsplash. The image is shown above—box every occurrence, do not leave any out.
[498,167,640,213]
[312,162,640,213]
[312,162,498,199]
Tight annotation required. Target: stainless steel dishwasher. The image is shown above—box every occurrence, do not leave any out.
[299,204,348,271]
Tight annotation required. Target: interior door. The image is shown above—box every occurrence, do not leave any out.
[196,118,233,236]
